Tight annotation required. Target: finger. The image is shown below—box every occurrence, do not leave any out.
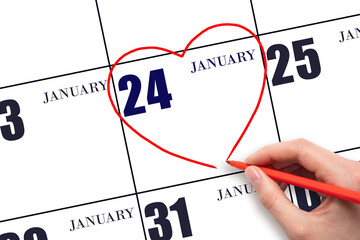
[271,161,295,170]
[245,166,306,233]
[246,139,342,183]
[273,163,301,173]
[291,165,317,180]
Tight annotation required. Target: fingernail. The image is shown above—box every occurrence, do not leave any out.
[245,167,261,190]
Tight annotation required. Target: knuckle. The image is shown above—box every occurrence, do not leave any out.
[291,138,311,159]
[293,138,310,149]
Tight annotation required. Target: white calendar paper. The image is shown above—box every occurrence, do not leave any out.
[1,1,359,239]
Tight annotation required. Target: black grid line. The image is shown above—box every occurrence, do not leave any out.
[2,136,359,223]
[335,146,360,154]
[259,13,360,38]
[0,65,110,90]
[1,2,360,231]
[1,13,359,91]
[249,0,289,202]
[0,170,245,223]
[250,0,282,143]
[0,193,135,224]
[94,0,147,239]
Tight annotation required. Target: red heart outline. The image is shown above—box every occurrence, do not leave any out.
[107,23,267,169]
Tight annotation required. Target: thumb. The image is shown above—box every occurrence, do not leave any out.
[245,166,305,232]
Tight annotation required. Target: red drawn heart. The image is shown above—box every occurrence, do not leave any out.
[107,23,267,169]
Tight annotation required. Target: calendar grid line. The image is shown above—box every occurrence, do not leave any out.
[0,65,109,90]
[137,170,245,195]
[0,193,136,224]
[114,35,254,65]
[0,169,246,224]
[1,12,358,91]
[94,1,147,239]
[0,140,357,224]
[1,2,360,238]
[249,5,360,211]
[249,0,282,143]
[335,146,360,154]
[249,0,295,203]
[258,13,360,37]
[0,35,254,90]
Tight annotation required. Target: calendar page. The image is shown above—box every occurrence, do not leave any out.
[1,1,359,239]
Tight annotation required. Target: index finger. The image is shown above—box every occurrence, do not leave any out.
[245,139,343,183]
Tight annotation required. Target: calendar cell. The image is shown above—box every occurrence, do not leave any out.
[97,0,258,63]
[2,1,360,239]
[0,0,108,88]
[253,0,359,34]
[0,69,134,220]
[109,36,278,191]
[0,196,144,240]
[139,173,287,239]
[262,15,360,152]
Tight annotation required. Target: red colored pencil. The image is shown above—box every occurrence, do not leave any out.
[227,160,360,204]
